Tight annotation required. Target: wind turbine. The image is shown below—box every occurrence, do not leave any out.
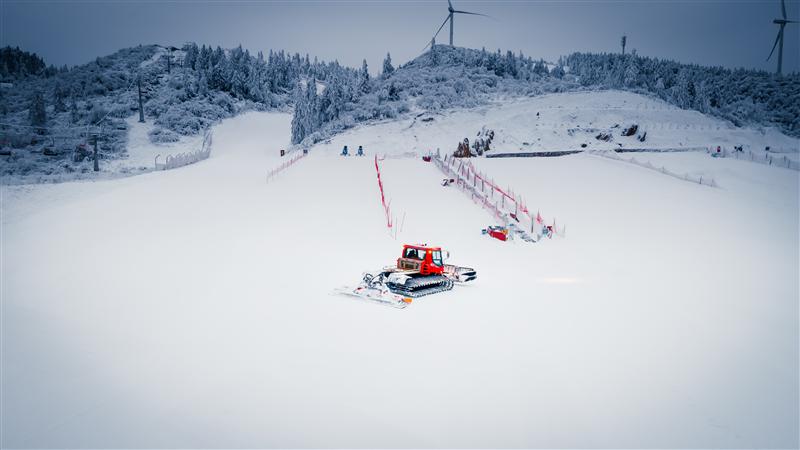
[426,0,490,49]
[767,0,797,75]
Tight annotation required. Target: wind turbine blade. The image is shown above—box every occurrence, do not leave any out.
[781,0,787,19]
[433,14,450,40]
[448,0,453,10]
[423,14,450,52]
[452,10,492,18]
[767,30,781,60]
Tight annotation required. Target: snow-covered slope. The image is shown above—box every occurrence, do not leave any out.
[313,90,799,158]
[2,93,797,447]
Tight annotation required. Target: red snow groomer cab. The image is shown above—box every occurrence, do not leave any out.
[397,244,447,275]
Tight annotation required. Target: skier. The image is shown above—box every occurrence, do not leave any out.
[357,145,364,156]
[341,145,349,156]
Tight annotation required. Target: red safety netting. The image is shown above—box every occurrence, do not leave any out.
[435,153,565,238]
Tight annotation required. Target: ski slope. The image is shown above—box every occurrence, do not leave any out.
[2,93,798,447]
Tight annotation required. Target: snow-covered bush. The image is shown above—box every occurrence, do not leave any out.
[89,105,108,124]
[148,127,180,143]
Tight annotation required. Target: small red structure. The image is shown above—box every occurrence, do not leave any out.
[488,229,507,241]
[483,225,508,241]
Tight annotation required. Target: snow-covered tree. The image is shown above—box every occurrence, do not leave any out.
[197,45,211,72]
[623,57,640,88]
[382,53,394,78]
[291,80,320,144]
[359,59,370,93]
[184,43,199,70]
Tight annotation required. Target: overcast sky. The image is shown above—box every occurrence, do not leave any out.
[1,0,798,74]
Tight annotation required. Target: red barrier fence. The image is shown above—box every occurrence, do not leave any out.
[266,151,307,182]
[374,155,392,229]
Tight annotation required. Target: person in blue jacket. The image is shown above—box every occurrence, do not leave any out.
[341,145,349,156]
[357,145,364,156]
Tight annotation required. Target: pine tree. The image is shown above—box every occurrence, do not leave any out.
[210,52,229,91]
[382,53,394,78]
[623,57,640,88]
[359,59,370,93]
[533,59,548,76]
[198,45,211,72]
[247,63,265,103]
[505,51,518,78]
[388,82,399,101]
[672,68,695,109]
[291,82,309,144]
[184,43,199,70]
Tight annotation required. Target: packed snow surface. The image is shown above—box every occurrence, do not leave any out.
[2,92,798,448]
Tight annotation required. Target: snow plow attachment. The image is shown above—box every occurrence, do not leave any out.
[334,272,413,309]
